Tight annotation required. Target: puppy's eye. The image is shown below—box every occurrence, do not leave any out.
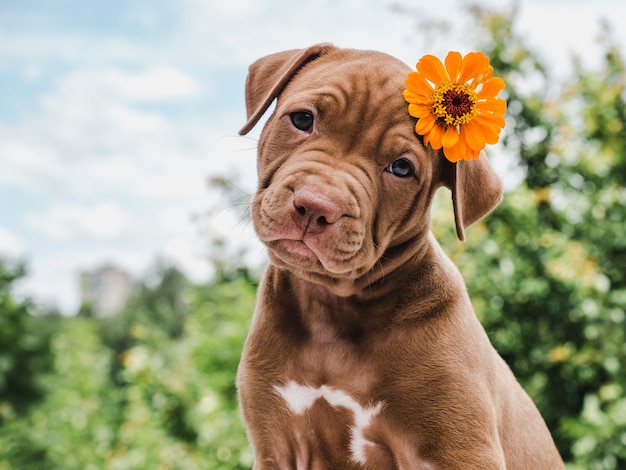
[290,111,314,132]
[387,158,414,178]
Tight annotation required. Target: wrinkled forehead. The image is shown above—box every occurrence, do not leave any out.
[281,51,410,115]
[276,51,419,155]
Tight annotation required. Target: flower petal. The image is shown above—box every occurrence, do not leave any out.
[416,55,448,85]
[405,72,434,96]
[444,51,462,83]
[465,147,481,160]
[428,123,445,149]
[477,98,507,115]
[414,113,436,136]
[404,89,433,105]
[478,77,505,98]
[473,117,502,144]
[458,52,490,84]
[475,112,505,130]
[482,66,494,81]
[444,138,466,162]
[408,103,432,118]
[442,126,460,148]
[461,121,486,151]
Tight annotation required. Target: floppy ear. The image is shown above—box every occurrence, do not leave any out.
[445,155,504,241]
[239,44,337,135]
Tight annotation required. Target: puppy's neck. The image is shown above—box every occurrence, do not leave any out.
[284,273,384,345]
[266,232,459,339]
[291,225,436,299]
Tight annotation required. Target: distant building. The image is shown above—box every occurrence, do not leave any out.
[80,264,131,317]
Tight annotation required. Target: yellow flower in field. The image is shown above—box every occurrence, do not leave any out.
[404,51,506,162]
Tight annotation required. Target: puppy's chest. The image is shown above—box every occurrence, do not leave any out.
[269,323,401,467]
[269,374,430,469]
[251,300,436,467]
[273,380,385,468]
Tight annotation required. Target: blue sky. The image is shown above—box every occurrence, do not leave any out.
[1,0,625,314]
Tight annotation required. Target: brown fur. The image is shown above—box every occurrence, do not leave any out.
[237,44,564,469]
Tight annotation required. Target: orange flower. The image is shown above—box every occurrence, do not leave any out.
[403,51,506,162]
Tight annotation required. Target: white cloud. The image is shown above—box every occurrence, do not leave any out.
[199,0,261,18]
[102,102,168,133]
[157,205,196,235]
[0,60,215,202]
[15,259,76,313]
[0,141,61,189]
[0,226,25,258]
[101,66,200,101]
[516,1,626,75]
[130,157,209,201]
[0,30,157,69]
[172,0,418,67]
[86,156,134,184]
[162,235,211,281]
[14,247,150,314]
[41,66,186,128]
[25,202,132,241]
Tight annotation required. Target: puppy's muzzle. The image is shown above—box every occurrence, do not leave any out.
[292,188,344,235]
[254,165,370,278]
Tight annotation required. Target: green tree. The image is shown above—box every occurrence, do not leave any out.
[15,318,122,469]
[554,25,626,468]
[105,270,255,470]
[0,262,255,469]
[429,3,626,467]
[0,260,60,467]
[0,261,51,419]
[99,263,191,377]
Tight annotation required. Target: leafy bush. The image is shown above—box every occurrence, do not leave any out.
[0,266,255,469]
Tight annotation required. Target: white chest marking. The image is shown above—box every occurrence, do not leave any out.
[274,380,383,465]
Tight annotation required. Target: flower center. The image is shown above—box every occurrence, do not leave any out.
[431,83,477,127]
[444,90,473,117]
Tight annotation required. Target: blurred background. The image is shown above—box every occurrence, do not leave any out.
[1,0,625,468]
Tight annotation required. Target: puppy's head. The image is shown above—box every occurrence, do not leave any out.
[240,44,503,294]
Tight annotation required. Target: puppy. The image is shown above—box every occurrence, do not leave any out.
[237,44,564,469]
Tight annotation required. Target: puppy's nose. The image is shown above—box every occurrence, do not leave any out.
[292,189,342,234]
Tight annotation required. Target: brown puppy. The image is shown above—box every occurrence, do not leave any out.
[237,44,564,469]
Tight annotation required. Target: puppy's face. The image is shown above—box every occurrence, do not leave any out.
[251,50,444,292]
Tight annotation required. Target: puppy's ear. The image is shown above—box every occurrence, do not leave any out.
[444,155,503,241]
[239,44,337,135]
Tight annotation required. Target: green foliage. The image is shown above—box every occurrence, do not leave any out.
[0,261,58,421]
[0,264,255,469]
[431,3,626,468]
[103,275,254,470]
[8,318,122,469]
